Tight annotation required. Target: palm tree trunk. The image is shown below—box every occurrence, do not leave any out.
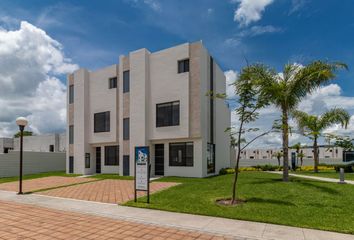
[282,108,289,182]
[313,137,319,173]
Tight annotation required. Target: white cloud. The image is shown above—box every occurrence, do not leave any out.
[239,25,282,37]
[289,0,308,15]
[125,0,161,12]
[233,0,274,27]
[224,70,238,98]
[0,21,78,137]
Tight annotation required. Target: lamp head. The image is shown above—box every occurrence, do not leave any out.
[16,117,28,127]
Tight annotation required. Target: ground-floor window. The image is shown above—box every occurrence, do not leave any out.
[105,146,119,166]
[207,143,215,174]
[169,142,193,167]
[85,153,90,168]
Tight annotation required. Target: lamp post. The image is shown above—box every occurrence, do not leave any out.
[16,117,28,195]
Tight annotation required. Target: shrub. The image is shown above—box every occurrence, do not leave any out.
[300,166,335,171]
[254,164,281,171]
[219,168,228,175]
[334,164,353,173]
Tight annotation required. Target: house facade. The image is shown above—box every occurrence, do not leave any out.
[66,42,231,177]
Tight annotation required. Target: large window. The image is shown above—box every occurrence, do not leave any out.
[207,143,215,174]
[123,70,130,93]
[109,77,117,89]
[156,101,180,127]
[105,146,119,166]
[178,59,189,73]
[169,142,193,167]
[69,85,74,104]
[69,125,74,144]
[123,118,129,140]
[94,111,110,133]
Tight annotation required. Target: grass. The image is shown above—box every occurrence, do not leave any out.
[0,171,80,184]
[88,174,134,180]
[125,172,354,234]
[292,170,354,180]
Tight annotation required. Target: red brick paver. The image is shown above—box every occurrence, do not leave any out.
[0,200,234,240]
[0,176,95,193]
[39,179,178,204]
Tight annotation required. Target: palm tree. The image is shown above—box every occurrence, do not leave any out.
[272,151,283,166]
[249,61,347,181]
[297,152,305,167]
[292,108,350,172]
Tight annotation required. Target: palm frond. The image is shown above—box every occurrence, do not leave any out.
[319,108,350,129]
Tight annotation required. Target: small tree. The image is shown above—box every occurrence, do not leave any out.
[272,151,283,166]
[297,152,305,166]
[227,65,273,204]
[14,131,33,138]
[291,142,302,165]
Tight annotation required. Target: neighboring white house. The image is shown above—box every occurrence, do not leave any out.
[67,41,231,177]
[0,134,66,154]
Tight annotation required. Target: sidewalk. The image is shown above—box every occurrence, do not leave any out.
[0,190,353,240]
[270,171,354,185]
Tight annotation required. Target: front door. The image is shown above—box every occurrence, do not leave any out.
[123,155,130,176]
[155,144,164,175]
[96,147,101,174]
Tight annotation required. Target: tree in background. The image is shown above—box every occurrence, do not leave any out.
[248,61,347,181]
[297,152,305,166]
[272,151,283,166]
[291,142,302,165]
[14,131,33,138]
[293,108,350,172]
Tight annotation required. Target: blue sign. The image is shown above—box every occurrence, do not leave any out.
[135,146,149,164]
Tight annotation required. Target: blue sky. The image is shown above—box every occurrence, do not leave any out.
[1,0,354,147]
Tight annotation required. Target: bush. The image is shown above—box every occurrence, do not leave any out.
[334,164,353,173]
[219,168,228,175]
[299,166,335,171]
[254,164,282,171]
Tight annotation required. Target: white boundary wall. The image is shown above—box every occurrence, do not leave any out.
[0,151,65,177]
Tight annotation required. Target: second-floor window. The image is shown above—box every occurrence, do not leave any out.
[94,111,110,132]
[123,70,130,93]
[109,77,117,89]
[156,101,180,127]
[69,85,74,104]
[178,59,189,73]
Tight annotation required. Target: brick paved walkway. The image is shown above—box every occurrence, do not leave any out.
[39,179,178,204]
[0,200,233,240]
[0,176,95,193]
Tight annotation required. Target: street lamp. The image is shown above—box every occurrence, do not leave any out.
[16,117,28,195]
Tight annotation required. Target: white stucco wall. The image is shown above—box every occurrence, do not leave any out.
[0,151,65,177]
[13,135,61,152]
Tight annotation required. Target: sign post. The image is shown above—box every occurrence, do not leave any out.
[134,146,150,203]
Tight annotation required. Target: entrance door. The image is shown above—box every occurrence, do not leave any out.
[155,144,164,175]
[69,156,74,173]
[123,155,130,176]
[96,147,101,174]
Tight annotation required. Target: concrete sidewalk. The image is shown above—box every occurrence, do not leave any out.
[0,190,353,240]
[270,171,354,185]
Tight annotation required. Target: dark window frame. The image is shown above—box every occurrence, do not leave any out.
[123,118,130,140]
[123,70,130,93]
[169,142,193,167]
[156,101,180,127]
[178,59,189,73]
[49,145,54,152]
[69,125,74,144]
[108,77,117,89]
[85,153,90,168]
[94,111,110,133]
[69,85,74,104]
[104,145,119,166]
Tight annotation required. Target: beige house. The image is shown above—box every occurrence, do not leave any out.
[67,42,231,177]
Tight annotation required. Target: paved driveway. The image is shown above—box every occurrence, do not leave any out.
[39,179,179,204]
[0,200,232,240]
[0,176,95,193]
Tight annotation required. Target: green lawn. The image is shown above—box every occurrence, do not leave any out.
[125,172,354,234]
[88,174,134,180]
[0,171,80,184]
[293,171,354,180]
